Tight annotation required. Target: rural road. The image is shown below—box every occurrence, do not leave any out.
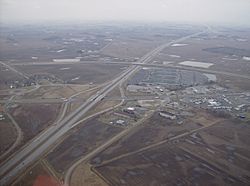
[11,60,250,80]
[0,61,29,79]
[96,119,225,168]
[0,29,206,185]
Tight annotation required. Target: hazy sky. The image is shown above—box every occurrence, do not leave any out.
[1,0,250,26]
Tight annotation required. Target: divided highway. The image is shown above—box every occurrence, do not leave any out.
[0,30,206,185]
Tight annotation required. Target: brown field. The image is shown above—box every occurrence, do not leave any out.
[91,109,221,165]
[0,113,17,156]
[189,109,221,127]
[10,103,61,144]
[94,144,243,186]
[11,162,60,186]
[46,117,123,178]
[90,117,250,186]
[179,120,250,183]
[15,63,128,85]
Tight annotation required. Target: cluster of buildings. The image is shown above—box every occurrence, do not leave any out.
[7,79,36,89]
[107,106,145,127]
[184,88,249,119]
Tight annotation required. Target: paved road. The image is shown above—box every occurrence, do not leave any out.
[0,98,65,104]
[0,30,206,185]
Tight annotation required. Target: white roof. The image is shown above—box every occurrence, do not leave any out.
[127,107,135,111]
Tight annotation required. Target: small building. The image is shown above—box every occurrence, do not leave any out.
[159,111,176,120]
[123,107,135,114]
[207,99,220,107]
[116,119,125,125]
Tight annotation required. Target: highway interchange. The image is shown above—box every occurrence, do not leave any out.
[0,29,217,185]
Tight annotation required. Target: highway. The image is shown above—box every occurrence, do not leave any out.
[0,30,206,185]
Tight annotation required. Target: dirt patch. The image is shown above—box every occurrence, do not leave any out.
[70,163,108,186]
[11,162,60,186]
